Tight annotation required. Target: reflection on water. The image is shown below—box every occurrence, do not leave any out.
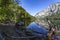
[26,22,60,40]
[26,22,49,37]
[0,20,60,40]
[25,20,32,27]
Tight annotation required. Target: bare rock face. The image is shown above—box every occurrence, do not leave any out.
[35,2,60,30]
[35,2,60,18]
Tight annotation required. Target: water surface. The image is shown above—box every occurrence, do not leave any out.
[26,22,49,37]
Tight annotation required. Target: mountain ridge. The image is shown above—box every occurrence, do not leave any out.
[35,2,60,18]
[35,2,60,29]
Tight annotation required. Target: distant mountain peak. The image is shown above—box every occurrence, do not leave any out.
[35,2,60,18]
[35,2,60,29]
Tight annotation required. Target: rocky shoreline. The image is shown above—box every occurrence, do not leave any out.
[0,22,40,40]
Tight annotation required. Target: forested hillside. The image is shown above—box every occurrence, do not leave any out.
[0,0,35,26]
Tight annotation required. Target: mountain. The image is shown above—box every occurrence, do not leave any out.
[35,2,60,18]
[0,0,35,27]
[0,0,35,22]
[35,2,60,29]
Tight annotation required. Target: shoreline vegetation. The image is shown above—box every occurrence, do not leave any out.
[0,0,60,40]
[0,0,36,40]
[0,0,35,27]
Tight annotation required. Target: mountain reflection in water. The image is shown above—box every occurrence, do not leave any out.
[26,22,60,40]
[26,22,49,37]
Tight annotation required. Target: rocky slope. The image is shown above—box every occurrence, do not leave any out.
[35,2,60,29]
[35,2,60,18]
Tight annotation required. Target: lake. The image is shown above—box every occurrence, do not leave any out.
[0,22,59,40]
[26,22,60,40]
[26,22,49,37]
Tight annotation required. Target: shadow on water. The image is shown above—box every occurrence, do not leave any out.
[0,19,60,40]
[0,18,60,40]
[0,20,38,40]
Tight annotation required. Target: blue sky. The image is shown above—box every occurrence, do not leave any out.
[20,0,60,16]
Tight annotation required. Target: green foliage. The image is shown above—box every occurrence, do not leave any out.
[0,0,35,26]
[0,0,14,7]
[47,13,60,25]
